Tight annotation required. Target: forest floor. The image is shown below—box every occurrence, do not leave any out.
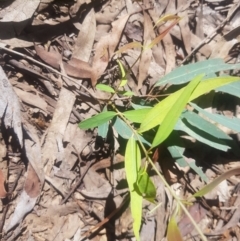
[0,0,240,240]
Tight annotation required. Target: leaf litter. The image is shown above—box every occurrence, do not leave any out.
[0,0,240,240]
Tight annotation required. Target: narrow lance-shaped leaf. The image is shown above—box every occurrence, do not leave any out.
[79,111,116,129]
[193,167,240,197]
[114,117,151,146]
[96,84,115,93]
[155,59,240,86]
[167,216,184,241]
[154,14,181,28]
[217,81,240,98]
[147,17,181,49]
[190,102,240,133]
[139,76,240,133]
[151,74,203,148]
[115,42,142,55]
[117,59,128,87]
[98,107,110,138]
[124,108,151,123]
[122,91,134,96]
[175,119,230,152]
[181,111,233,141]
[125,136,142,241]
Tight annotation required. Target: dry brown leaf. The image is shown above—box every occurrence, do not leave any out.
[14,87,48,113]
[178,0,192,54]
[210,39,237,59]
[0,169,7,199]
[72,8,96,62]
[115,41,142,55]
[42,87,76,175]
[150,18,181,49]
[195,4,204,39]
[35,45,93,79]
[161,1,177,74]
[148,6,166,69]
[138,11,153,90]
[163,33,176,74]
[67,58,92,71]
[63,62,92,79]
[24,164,41,198]
[35,45,62,69]
[91,14,131,86]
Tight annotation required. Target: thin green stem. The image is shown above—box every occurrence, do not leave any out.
[111,103,207,241]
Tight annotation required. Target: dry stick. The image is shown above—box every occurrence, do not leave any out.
[60,161,93,205]
[72,144,83,176]
[181,2,240,64]
[81,195,129,239]
[0,46,95,99]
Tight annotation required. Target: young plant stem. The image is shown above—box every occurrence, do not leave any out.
[111,103,207,241]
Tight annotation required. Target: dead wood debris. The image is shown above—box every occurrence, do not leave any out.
[0,0,240,240]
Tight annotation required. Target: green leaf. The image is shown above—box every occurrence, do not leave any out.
[193,167,240,197]
[155,59,240,86]
[98,122,109,138]
[188,159,208,182]
[137,168,156,202]
[125,137,142,241]
[131,103,152,110]
[120,79,128,87]
[216,80,240,97]
[181,111,233,141]
[96,84,115,93]
[151,75,203,148]
[124,108,151,123]
[139,76,240,133]
[167,142,208,182]
[117,90,134,96]
[117,60,126,77]
[165,132,185,162]
[113,117,151,146]
[175,119,230,151]
[122,91,134,96]
[79,111,116,129]
[190,76,240,100]
[190,102,240,133]
[98,107,109,138]
[167,216,184,241]
[117,59,128,87]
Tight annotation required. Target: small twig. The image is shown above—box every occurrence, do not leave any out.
[181,2,240,64]
[60,157,95,205]
[72,145,83,176]
[81,195,129,239]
